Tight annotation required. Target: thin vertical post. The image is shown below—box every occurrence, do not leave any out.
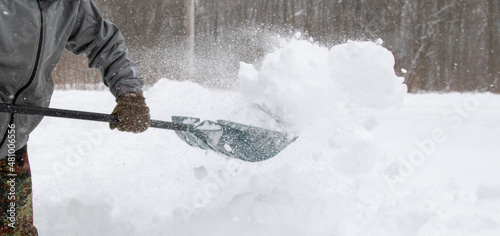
[186,0,195,80]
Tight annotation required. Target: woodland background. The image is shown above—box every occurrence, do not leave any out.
[52,0,500,93]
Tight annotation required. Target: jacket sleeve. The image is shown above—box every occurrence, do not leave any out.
[65,0,144,97]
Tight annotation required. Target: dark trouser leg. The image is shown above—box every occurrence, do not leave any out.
[0,145,38,236]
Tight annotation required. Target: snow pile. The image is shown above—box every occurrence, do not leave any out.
[28,39,500,236]
[239,39,406,132]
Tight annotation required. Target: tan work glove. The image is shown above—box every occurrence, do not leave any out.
[110,93,151,133]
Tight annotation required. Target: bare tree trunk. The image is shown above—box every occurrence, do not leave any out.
[487,0,500,92]
[186,0,195,81]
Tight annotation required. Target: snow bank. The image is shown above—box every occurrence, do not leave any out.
[28,39,500,236]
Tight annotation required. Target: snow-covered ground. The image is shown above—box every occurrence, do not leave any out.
[28,39,500,235]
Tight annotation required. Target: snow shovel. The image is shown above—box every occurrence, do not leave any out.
[0,103,297,162]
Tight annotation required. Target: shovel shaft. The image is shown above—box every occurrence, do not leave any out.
[0,103,187,131]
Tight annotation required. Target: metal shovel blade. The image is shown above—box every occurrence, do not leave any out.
[173,116,297,162]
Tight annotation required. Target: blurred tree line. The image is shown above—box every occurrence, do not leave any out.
[52,0,500,93]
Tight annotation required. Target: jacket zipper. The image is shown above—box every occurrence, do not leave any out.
[0,0,44,152]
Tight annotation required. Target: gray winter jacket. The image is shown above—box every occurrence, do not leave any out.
[0,0,144,158]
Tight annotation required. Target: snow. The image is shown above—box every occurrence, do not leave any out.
[239,40,406,133]
[28,39,500,235]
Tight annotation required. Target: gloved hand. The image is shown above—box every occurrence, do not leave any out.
[110,93,151,133]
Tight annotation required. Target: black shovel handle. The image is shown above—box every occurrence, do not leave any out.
[0,103,188,131]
